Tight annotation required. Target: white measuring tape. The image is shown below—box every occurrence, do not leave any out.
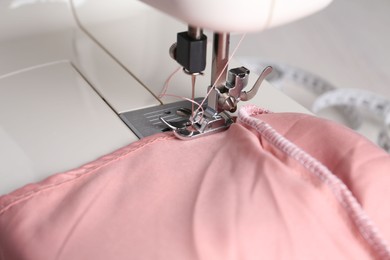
[313,89,390,153]
[238,57,390,153]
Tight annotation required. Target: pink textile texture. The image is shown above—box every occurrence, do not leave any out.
[1,105,390,259]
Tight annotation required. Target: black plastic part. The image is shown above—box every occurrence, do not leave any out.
[176,32,207,74]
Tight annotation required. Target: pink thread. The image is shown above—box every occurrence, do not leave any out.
[191,33,247,122]
[158,67,205,123]
[158,0,276,121]
[158,66,182,99]
[159,93,204,123]
[238,105,390,260]
[158,39,213,100]
[158,34,246,123]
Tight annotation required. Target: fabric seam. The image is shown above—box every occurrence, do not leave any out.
[0,134,175,215]
[238,105,390,260]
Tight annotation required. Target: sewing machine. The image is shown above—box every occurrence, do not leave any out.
[0,0,331,194]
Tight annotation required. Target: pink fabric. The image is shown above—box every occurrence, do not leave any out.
[1,105,390,260]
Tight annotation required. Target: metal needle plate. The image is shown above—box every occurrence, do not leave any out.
[120,98,205,138]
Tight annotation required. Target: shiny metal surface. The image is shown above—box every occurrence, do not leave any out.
[120,98,204,138]
[161,108,234,140]
[0,0,311,194]
[226,67,250,101]
[207,33,230,113]
[70,0,310,113]
[164,65,273,140]
[211,33,230,88]
[187,26,203,40]
[240,66,273,101]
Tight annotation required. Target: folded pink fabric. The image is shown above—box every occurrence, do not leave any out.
[1,105,390,260]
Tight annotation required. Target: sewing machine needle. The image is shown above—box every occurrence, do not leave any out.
[191,74,196,114]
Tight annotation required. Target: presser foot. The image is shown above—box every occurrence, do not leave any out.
[159,66,273,140]
[160,109,234,140]
[119,66,272,140]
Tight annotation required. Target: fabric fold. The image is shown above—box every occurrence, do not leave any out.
[1,105,390,260]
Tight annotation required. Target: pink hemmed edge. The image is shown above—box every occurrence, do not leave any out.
[0,133,175,216]
[238,105,390,260]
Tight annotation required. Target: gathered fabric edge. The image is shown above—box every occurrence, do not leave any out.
[238,104,390,259]
[1,105,389,259]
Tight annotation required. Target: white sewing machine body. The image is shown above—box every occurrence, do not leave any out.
[0,0,330,194]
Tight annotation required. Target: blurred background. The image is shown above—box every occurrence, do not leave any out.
[232,0,390,149]
[234,0,390,98]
